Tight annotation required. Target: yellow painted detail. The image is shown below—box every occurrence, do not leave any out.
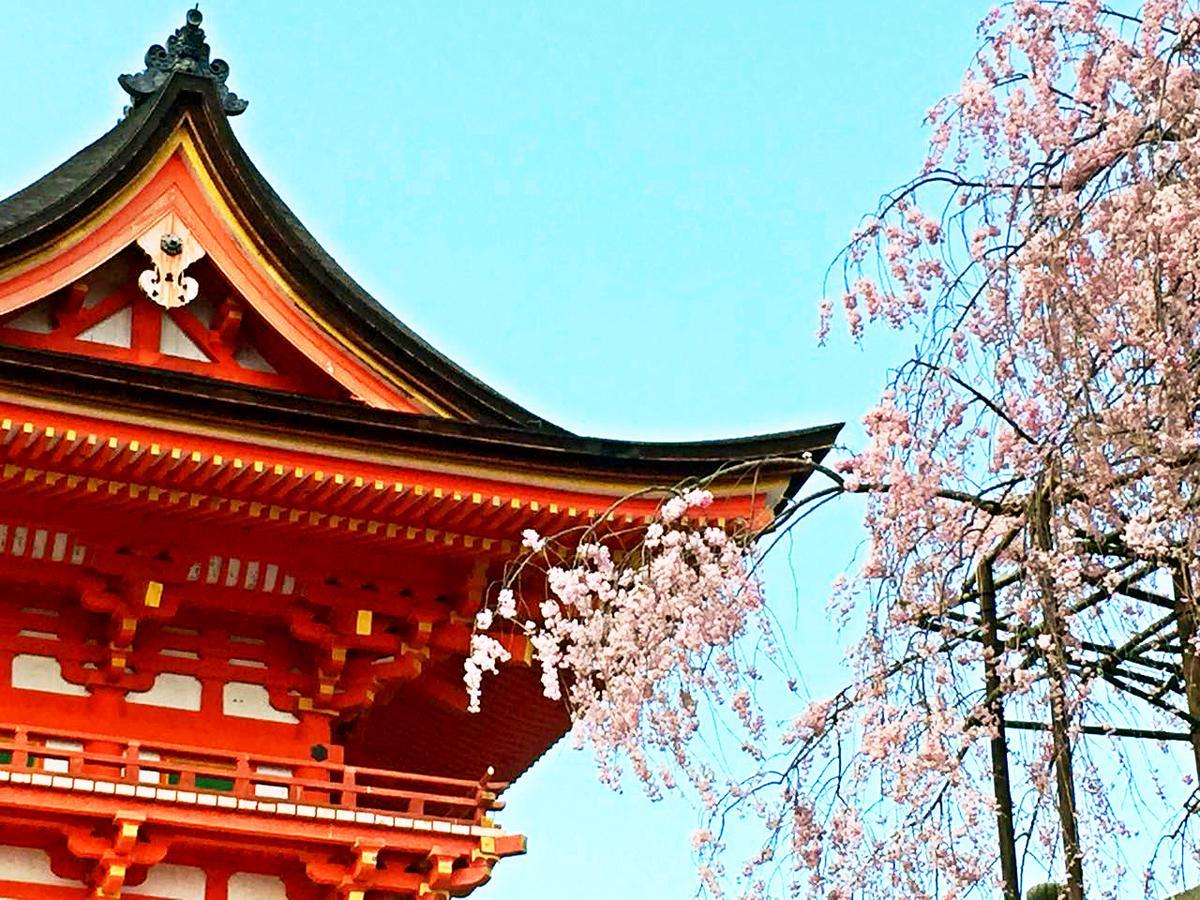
[356,609,373,636]
[144,581,163,609]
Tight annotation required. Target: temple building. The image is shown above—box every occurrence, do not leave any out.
[0,10,838,899]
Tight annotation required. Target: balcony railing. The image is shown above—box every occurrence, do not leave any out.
[0,721,506,830]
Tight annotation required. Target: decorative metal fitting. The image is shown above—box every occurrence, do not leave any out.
[160,233,184,257]
[118,7,248,116]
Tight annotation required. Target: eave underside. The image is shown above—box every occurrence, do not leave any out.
[0,343,840,495]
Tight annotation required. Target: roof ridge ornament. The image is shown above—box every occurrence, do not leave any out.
[118,7,248,117]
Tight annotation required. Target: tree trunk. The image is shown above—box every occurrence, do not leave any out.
[978,558,1021,900]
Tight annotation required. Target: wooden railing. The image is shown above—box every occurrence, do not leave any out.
[0,721,506,827]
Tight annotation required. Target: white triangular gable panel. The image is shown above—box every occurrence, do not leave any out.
[77,305,132,348]
[160,313,211,362]
[5,299,54,334]
[235,340,276,373]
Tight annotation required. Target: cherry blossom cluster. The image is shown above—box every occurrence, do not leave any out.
[467,487,773,808]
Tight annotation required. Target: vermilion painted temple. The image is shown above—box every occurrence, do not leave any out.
[0,10,838,899]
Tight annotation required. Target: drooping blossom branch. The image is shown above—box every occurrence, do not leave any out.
[467,482,773,807]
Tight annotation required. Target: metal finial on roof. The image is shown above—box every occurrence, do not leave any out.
[118,7,248,116]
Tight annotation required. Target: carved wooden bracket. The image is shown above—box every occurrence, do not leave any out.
[285,603,427,715]
[64,814,168,899]
[78,575,176,684]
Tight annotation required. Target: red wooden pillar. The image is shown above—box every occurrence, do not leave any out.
[81,684,125,780]
[204,868,230,900]
[295,710,333,804]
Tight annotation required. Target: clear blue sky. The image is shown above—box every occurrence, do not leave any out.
[0,2,989,896]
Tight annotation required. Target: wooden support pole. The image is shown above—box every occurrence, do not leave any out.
[978,558,1020,900]
[204,870,230,900]
[212,294,244,348]
[1033,483,1084,900]
[55,281,90,325]
[1172,566,1200,781]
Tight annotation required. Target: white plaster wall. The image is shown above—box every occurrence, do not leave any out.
[227,873,288,899]
[136,864,206,900]
[10,654,88,696]
[222,682,298,724]
[0,845,79,886]
[127,672,203,711]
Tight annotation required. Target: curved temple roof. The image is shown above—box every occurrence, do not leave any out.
[0,9,841,498]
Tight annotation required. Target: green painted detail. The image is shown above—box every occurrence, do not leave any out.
[194,774,235,791]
